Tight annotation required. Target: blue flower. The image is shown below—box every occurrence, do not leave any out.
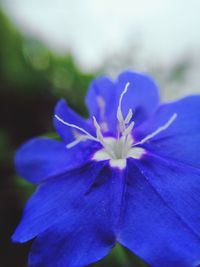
[13,71,200,267]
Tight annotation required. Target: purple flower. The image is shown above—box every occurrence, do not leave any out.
[13,71,200,267]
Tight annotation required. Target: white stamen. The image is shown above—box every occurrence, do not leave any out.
[55,88,178,170]
[117,82,130,131]
[124,109,133,124]
[134,113,177,146]
[117,111,124,132]
[118,82,130,108]
[66,137,85,148]
[122,121,135,136]
[55,114,98,142]
[93,116,104,142]
[72,129,81,139]
[55,114,113,157]
[93,116,117,159]
[66,130,93,148]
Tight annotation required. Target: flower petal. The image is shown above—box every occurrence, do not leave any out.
[15,137,97,184]
[117,71,160,126]
[12,163,103,242]
[28,166,122,267]
[135,96,200,169]
[85,71,160,132]
[136,154,200,247]
[85,76,117,132]
[118,159,200,267]
[53,99,93,143]
[29,217,114,267]
[12,163,123,247]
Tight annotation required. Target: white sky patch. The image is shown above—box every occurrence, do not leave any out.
[1,0,200,71]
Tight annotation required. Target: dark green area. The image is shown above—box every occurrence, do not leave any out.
[93,244,149,267]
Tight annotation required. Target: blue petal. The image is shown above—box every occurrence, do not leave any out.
[118,159,200,267]
[135,96,200,169]
[12,163,122,248]
[85,71,160,132]
[12,163,103,242]
[23,165,122,267]
[29,217,114,267]
[136,154,200,247]
[53,99,93,143]
[85,76,117,132]
[117,71,160,126]
[15,137,96,184]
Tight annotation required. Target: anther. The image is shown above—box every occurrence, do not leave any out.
[122,121,135,136]
[124,109,133,124]
[93,116,104,142]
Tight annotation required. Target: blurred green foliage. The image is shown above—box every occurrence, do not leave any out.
[93,244,148,267]
[0,10,94,115]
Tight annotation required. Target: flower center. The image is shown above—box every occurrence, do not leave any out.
[55,82,177,169]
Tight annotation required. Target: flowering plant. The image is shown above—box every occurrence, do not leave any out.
[13,71,200,267]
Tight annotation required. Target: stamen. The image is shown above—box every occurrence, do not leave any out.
[117,82,130,132]
[54,114,98,143]
[93,116,116,159]
[66,136,86,148]
[124,109,133,124]
[122,121,135,136]
[134,113,177,146]
[55,90,177,166]
[118,82,130,109]
[93,116,104,142]
[66,130,91,148]
[72,129,82,140]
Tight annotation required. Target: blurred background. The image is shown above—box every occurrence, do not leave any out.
[0,0,200,266]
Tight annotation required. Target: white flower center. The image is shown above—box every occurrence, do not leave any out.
[92,136,145,170]
[55,82,177,170]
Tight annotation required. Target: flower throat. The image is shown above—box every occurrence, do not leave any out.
[55,83,177,167]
